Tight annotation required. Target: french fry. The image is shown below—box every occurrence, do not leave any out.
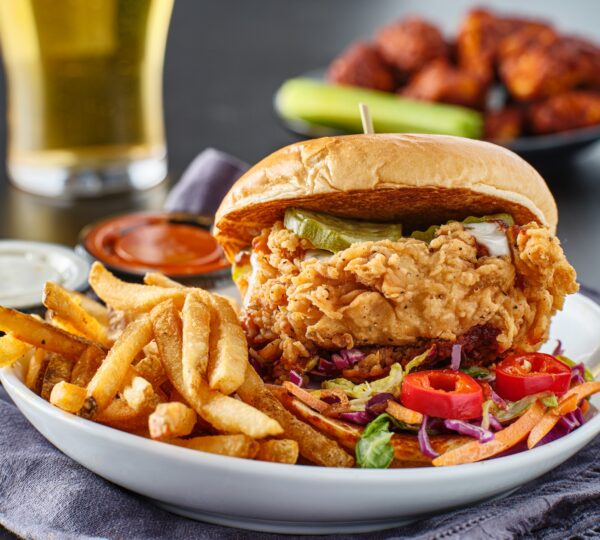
[151,300,283,438]
[237,367,354,467]
[171,434,260,459]
[90,262,185,312]
[81,316,153,418]
[73,291,110,327]
[0,333,33,367]
[143,272,181,288]
[433,401,546,467]
[143,272,240,316]
[0,306,98,359]
[182,293,210,395]
[50,381,87,413]
[41,354,74,400]
[207,295,246,395]
[96,399,150,430]
[43,282,111,347]
[25,349,48,393]
[256,439,299,464]
[48,313,88,339]
[149,402,196,440]
[133,353,168,389]
[386,400,423,425]
[272,388,361,450]
[122,373,160,414]
[71,346,104,387]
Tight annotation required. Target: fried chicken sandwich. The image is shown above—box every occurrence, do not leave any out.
[214,134,578,388]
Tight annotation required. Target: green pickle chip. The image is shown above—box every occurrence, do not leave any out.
[283,209,514,251]
[284,208,402,253]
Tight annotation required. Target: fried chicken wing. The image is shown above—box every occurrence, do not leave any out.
[527,91,600,134]
[375,17,448,73]
[500,36,600,101]
[457,9,552,84]
[401,59,487,109]
[327,42,396,92]
[484,107,523,141]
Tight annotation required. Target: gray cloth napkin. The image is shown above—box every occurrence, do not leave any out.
[1,385,599,540]
[163,148,249,216]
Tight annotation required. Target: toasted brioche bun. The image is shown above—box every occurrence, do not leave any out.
[215,134,557,260]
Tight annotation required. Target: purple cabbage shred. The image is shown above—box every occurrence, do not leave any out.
[552,339,564,356]
[450,343,462,371]
[340,411,372,425]
[490,387,507,409]
[443,419,495,443]
[571,363,586,385]
[488,414,504,432]
[366,393,394,416]
[289,370,303,387]
[418,416,439,458]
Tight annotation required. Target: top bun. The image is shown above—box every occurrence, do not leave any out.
[215,134,557,259]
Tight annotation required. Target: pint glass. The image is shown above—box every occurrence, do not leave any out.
[0,0,174,197]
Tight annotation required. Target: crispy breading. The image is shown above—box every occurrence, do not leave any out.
[242,222,577,375]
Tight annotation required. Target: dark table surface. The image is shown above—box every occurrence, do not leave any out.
[1,1,600,538]
[0,0,599,289]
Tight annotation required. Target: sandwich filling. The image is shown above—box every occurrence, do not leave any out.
[236,209,578,383]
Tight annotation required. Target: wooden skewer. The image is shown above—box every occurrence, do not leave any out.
[359,103,374,134]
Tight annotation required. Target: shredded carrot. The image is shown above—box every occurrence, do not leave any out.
[558,393,579,415]
[561,381,600,404]
[433,401,546,466]
[581,399,590,416]
[386,400,423,425]
[528,389,592,449]
[282,381,329,414]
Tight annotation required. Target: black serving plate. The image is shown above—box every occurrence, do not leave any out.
[276,69,600,162]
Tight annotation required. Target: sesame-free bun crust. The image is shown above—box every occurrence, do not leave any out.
[215,134,557,259]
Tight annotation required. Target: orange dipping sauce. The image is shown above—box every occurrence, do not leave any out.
[81,213,230,277]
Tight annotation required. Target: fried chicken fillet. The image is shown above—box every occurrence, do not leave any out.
[215,135,578,384]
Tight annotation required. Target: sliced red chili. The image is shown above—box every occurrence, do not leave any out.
[495,352,571,402]
[401,369,483,420]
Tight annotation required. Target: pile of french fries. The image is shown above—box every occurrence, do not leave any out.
[0,262,363,466]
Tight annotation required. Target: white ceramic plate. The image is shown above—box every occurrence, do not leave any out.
[2,292,600,534]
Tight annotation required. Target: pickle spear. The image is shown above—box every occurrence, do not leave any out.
[284,208,402,253]
[275,78,483,139]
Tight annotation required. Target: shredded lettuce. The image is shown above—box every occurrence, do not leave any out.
[460,366,494,380]
[355,413,395,468]
[493,391,554,423]
[404,347,435,376]
[323,363,404,400]
[540,394,559,408]
[481,399,494,431]
[556,355,594,382]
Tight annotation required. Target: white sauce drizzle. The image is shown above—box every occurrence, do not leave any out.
[463,222,510,257]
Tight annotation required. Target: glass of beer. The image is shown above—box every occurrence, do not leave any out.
[0,0,174,198]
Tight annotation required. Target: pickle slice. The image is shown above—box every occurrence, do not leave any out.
[463,214,514,226]
[284,208,403,252]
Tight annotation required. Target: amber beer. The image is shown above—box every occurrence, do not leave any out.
[0,0,174,197]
